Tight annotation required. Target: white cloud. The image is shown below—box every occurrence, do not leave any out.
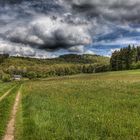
[94,36,140,46]
[84,50,95,55]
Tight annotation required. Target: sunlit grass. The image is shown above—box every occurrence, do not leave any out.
[0,82,16,97]
[17,70,140,140]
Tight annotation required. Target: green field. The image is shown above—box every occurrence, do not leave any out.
[1,70,140,140]
[14,70,140,140]
[0,82,15,97]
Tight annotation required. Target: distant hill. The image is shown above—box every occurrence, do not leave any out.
[59,54,109,65]
[0,54,110,79]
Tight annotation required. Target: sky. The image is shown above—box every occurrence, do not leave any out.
[0,0,140,58]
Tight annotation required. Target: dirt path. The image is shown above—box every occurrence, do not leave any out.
[2,87,22,140]
[0,86,16,102]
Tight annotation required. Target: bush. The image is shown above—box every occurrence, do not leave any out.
[131,62,140,69]
[0,70,4,79]
[2,74,11,82]
[95,65,110,73]
[27,72,37,80]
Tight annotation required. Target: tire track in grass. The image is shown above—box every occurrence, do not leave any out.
[0,86,16,102]
[2,85,22,140]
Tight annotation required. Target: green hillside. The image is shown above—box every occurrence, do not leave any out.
[0,54,110,80]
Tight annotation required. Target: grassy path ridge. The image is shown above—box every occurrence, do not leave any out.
[2,85,22,140]
[0,84,21,140]
[0,86,17,102]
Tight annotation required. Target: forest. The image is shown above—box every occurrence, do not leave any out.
[110,45,140,71]
[0,54,110,81]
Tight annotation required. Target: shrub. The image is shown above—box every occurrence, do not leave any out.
[27,72,37,80]
[2,74,11,82]
[95,65,110,73]
[131,62,140,69]
[0,70,4,79]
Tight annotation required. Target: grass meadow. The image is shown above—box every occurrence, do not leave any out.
[14,70,140,140]
[0,82,16,97]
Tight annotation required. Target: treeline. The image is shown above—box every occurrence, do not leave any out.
[59,54,99,64]
[0,54,110,81]
[110,45,140,71]
[0,64,110,80]
[0,54,9,64]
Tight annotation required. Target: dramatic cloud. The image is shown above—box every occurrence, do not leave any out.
[6,16,91,50]
[0,1,92,57]
[66,0,140,23]
[0,0,140,57]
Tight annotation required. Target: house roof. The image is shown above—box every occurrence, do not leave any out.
[13,75,22,78]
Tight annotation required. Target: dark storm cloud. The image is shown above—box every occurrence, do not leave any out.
[66,0,140,23]
[4,14,91,50]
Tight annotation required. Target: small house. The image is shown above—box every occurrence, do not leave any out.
[13,75,22,80]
